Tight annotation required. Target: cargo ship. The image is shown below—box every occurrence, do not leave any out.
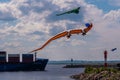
[0,51,48,71]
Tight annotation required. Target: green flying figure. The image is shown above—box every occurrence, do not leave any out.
[56,7,80,16]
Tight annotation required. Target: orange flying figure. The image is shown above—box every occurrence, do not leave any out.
[30,23,93,53]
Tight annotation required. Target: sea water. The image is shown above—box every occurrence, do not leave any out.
[0,64,84,80]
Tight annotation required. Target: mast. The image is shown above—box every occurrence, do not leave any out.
[35,52,37,61]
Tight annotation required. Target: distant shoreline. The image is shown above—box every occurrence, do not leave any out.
[63,64,117,68]
[48,60,120,65]
[48,60,120,68]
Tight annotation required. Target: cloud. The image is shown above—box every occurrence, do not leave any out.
[104,9,120,23]
[89,9,120,55]
[71,39,86,46]
[0,4,17,21]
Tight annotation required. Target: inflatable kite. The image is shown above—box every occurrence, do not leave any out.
[56,7,80,16]
[82,23,93,35]
[111,48,117,51]
[30,23,93,53]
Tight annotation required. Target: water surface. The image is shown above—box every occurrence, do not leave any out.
[0,64,84,80]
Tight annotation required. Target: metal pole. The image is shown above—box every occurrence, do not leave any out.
[35,52,37,61]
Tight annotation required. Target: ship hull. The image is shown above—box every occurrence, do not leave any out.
[0,59,48,71]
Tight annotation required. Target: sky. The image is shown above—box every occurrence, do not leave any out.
[0,0,120,61]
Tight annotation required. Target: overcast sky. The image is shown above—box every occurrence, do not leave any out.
[0,0,120,61]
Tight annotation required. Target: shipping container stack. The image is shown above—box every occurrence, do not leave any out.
[0,51,6,63]
[8,54,20,63]
[22,54,33,63]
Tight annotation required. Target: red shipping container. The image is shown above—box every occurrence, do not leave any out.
[8,54,20,63]
[8,57,20,63]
